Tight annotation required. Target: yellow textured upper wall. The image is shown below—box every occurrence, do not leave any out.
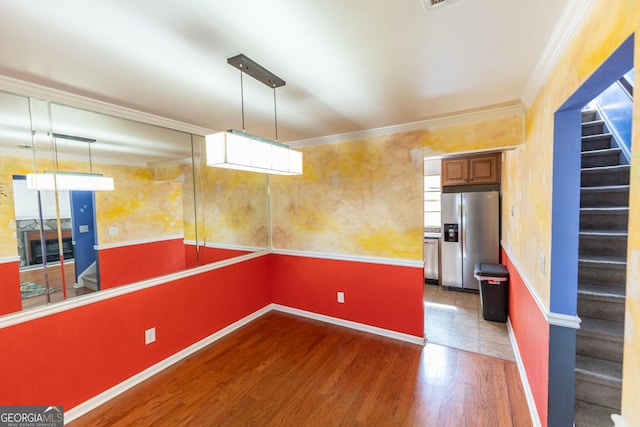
[0,156,185,254]
[0,156,37,257]
[199,166,269,249]
[95,163,184,245]
[271,114,523,261]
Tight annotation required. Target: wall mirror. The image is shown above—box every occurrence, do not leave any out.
[0,89,270,316]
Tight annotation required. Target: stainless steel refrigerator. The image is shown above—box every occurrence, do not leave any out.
[441,191,499,290]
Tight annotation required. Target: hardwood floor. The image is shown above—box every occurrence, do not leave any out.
[20,261,95,310]
[69,312,532,427]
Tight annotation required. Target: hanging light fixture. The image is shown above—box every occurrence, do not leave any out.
[206,54,303,176]
[26,133,115,191]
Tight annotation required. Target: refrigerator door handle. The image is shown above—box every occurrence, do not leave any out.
[461,201,466,258]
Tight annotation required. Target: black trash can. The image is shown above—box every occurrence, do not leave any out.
[474,263,509,322]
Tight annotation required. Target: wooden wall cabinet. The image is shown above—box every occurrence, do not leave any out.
[441,152,501,186]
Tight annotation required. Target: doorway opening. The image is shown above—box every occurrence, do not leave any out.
[549,34,634,425]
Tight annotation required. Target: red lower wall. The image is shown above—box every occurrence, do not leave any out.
[184,245,252,269]
[503,248,549,427]
[98,238,187,289]
[0,260,22,316]
[269,254,424,338]
[0,251,425,413]
[0,255,271,410]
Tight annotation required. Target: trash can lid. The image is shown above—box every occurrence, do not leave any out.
[474,263,509,278]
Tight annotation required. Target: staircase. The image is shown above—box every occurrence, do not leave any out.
[574,110,629,426]
[83,272,99,291]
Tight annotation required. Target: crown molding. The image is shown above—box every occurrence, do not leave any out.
[288,101,525,149]
[521,0,597,107]
[0,74,214,137]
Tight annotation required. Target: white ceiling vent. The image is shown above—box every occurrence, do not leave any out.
[424,0,458,10]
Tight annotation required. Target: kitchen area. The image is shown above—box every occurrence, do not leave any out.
[423,154,514,361]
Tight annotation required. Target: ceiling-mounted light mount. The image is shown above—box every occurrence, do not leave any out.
[206,54,303,175]
[227,54,286,88]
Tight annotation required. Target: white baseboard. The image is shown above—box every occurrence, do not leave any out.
[64,303,424,423]
[507,319,542,427]
[271,304,426,346]
[64,304,272,423]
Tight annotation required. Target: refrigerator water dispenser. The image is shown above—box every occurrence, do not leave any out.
[443,223,459,242]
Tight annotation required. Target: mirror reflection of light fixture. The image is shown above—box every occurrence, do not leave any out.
[206,54,303,176]
[26,133,115,191]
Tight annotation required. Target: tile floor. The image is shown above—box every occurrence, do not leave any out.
[424,283,515,361]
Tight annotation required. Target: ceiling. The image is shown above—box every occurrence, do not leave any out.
[0,0,572,162]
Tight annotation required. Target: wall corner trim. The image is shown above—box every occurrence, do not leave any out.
[521,0,597,107]
[0,250,269,330]
[95,234,185,251]
[611,414,630,427]
[287,102,525,148]
[547,312,582,329]
[271,248,424,269]
[501,244,581,329]
[0,74,213,136]
[272,304,426,345]
[183,240,265,252]
[507,319,543,427]
[0,256,20,264]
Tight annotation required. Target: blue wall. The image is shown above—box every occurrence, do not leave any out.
[70,191,97,284]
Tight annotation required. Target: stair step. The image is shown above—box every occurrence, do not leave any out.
[576,316,624,362]
[578,282,626,325]
[578,257,626,287]
[582,120,606,136]
[83,273,98,291]
[580,207,629,230]
[581,148,622,168]
[579,283,626,302]
[579,231,628,258]
[581,109,598,123]
[581,165,630,187]
[578,296,626,324]
[580,185,630,208]
[575,354,622,410]
[581,133,613,151]
[574,400,616,427]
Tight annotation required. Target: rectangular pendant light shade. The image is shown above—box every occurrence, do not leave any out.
[26,172,115,191]
[205,130,303,175]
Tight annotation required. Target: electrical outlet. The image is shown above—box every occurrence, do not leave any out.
[108,226,118,236]
[538,253,545,274]
[337,292,345,303]
[145,327,156,345]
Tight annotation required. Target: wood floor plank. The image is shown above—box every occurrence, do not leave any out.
[69,312,532,427]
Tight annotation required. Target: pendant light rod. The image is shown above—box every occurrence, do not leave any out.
[88,142,93,173]
[240,68,245,131]
[273,86,278,141]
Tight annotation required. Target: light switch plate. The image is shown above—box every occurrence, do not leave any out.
[337,292,345,303]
